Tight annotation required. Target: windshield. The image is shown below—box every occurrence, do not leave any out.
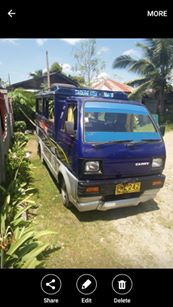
[84,102,161,143]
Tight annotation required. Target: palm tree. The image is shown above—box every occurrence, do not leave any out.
[113,39,173,115]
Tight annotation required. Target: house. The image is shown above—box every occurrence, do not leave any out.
[91,78,133,94]
[0,87,13,184]
[8,72,78,91]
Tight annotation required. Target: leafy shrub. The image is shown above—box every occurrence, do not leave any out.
[0,183,56,268]
[9,89,35,130]
[0,137,57,268]
[14,132,28,143]
[6,140,31,185]
[14,121,27,133]
[161,109,173,124]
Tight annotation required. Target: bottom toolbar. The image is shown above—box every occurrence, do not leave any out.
[0,269,172,306]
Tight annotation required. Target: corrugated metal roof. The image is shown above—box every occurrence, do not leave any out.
[91,78,133,93]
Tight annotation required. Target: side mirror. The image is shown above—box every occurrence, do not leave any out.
[159,125,165,136]
[64,121,75,136]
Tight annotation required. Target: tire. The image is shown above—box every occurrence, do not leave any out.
[61,181,72,209]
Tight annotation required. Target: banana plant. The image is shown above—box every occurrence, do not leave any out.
[0,186,57,268]
[0,138,58,269]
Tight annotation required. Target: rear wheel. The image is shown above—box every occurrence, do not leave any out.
[61,181,72,209]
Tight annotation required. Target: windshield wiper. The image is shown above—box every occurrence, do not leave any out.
[125,139,161,145]
[92,140,133,146]
[107,139,133,144]
[140,139,161,142]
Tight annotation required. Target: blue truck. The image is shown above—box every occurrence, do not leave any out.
[35,84,166,211]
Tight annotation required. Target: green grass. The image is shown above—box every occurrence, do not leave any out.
[26,136,122,268]
[166,123,173,132]
[134,123,155,132]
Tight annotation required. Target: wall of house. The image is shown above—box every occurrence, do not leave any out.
[0,90,13,184]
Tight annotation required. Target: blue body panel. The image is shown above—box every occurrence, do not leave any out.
[79,140,165,179]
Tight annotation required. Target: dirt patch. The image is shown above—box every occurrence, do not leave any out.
[26,134,38,159]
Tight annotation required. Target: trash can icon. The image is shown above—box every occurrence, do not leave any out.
[112,274,133,295]
[118,280,127,290]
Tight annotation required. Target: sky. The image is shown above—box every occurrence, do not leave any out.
[0,38,145,85]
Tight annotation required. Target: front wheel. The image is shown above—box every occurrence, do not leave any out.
[61,181,72,209]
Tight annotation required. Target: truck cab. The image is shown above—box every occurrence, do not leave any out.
[36,85,166,211]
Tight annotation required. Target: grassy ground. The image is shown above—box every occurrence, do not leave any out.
[26,135,121,268]
[166,123,173,132]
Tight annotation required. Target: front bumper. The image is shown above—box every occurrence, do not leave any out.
[75,174,165,212]
[76,188,159,211]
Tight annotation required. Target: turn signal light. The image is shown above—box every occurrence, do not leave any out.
[85,186,99,193]
[152,180,162,186]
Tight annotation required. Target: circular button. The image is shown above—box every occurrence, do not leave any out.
[40,274,62,295]
[112,274,133,295]
[76,274,97,295]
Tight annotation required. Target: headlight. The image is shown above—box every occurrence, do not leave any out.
[85,161,101,173]
[152,158,163,168]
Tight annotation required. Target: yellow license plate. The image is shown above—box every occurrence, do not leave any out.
[115,182,141,195]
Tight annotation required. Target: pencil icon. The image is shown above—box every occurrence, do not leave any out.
[81,279,92,289]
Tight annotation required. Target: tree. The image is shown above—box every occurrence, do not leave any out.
[67,75,85,87]
[113,39,173,115]
[0,77,4,86]
[0,77,8,88]
[29,70,43,79]
[50,62,62,73]
[73,39,105,87]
